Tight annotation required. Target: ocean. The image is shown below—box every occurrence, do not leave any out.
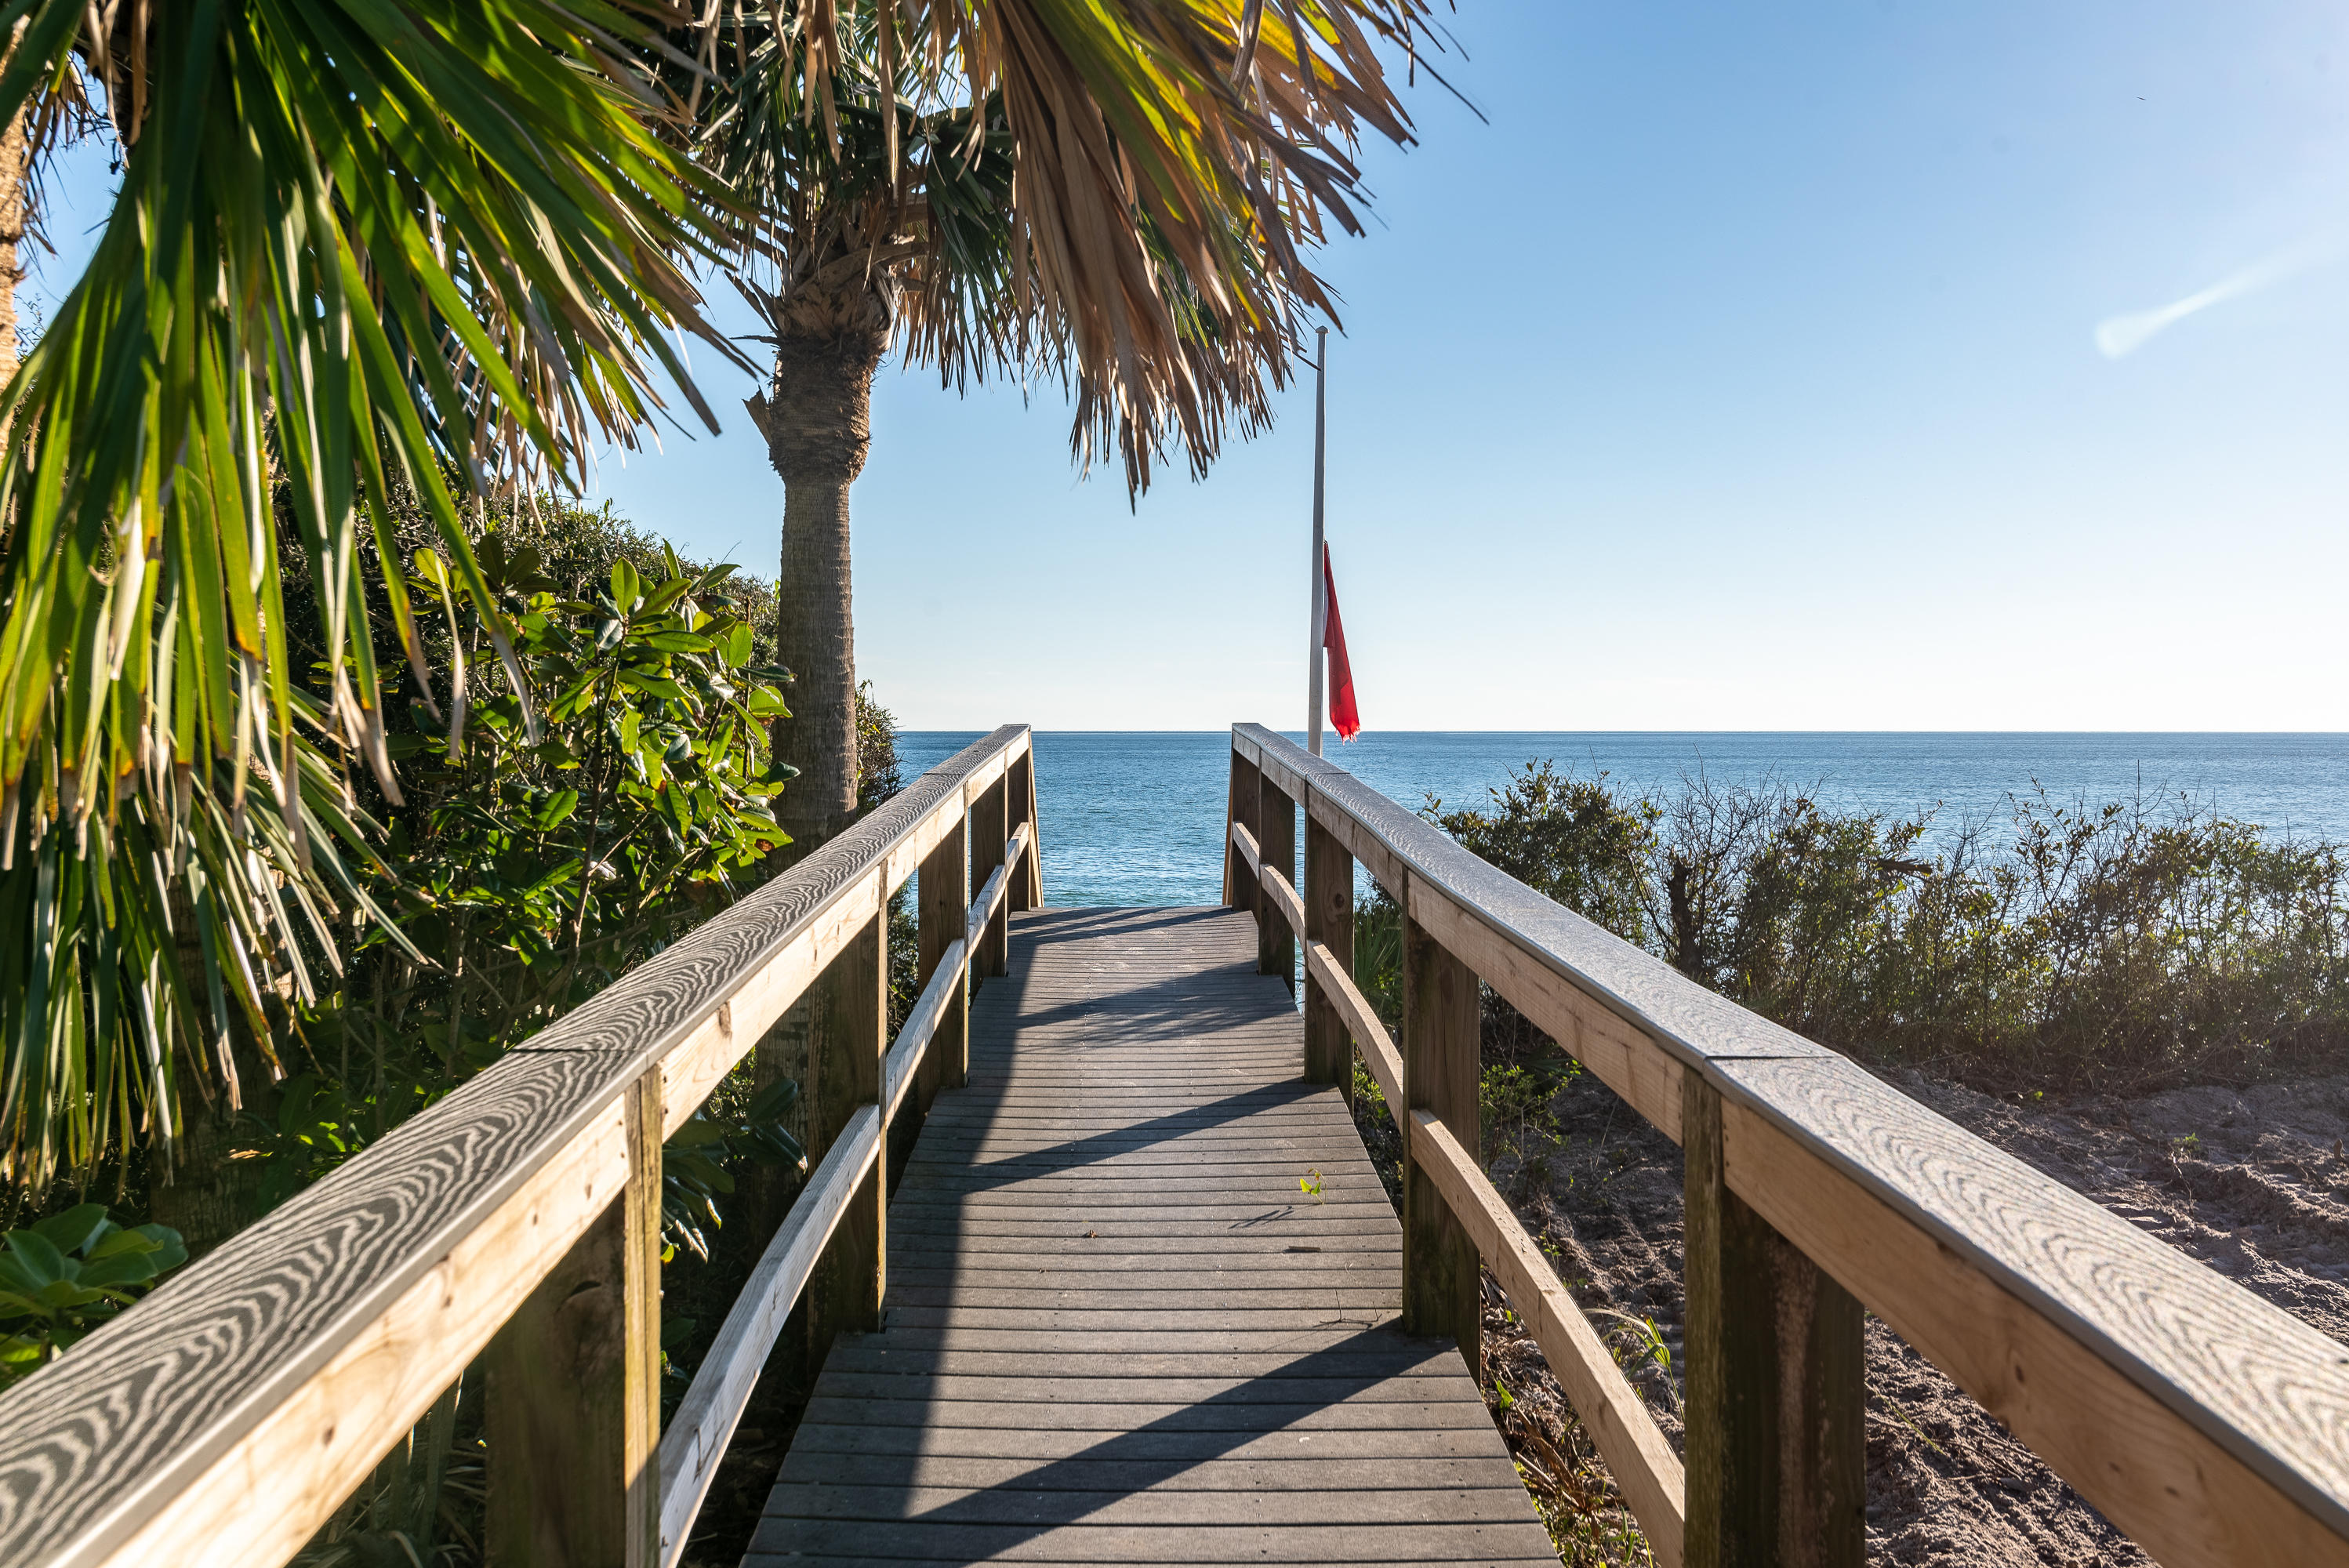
[895,731,2349,909]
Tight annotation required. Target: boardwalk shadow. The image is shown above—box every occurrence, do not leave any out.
[906,1083,1321,1196]
[757,1326,1474,1559]
[895,1327,1448,1544]
[920,905,1317,1200]
[745,906,1537,1562]
[976,907,1293,1047]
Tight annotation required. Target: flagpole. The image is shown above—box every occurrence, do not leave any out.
[1307,327,1327,757]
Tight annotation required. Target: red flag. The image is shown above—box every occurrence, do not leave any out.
[1322,544,1360,740]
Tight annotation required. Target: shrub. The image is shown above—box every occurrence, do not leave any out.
[1407,764,2349,1094]
[0,1205,186,1388]
[1432,763,1657,947]
[261,517,814,1245]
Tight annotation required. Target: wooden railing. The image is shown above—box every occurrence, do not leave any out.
[0,726,1044,1568]
[1226,722,2349,1568]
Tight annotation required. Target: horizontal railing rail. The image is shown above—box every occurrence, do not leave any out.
[0,724,1044,1568]
[1228,720,2349,1568]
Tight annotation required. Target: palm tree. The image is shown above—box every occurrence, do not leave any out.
[0,1,746,1204]
[702,0,1456,847]
[0,0,1466,1210]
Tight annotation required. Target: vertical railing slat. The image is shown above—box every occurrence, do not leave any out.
[1683,1073,1865,1568]
[1007,745,1040,913]
[808,907,888,1369]
[1257,774,1298,989]
[1225,747,1262,912]
[971,772,1009,980]
[920,811,971,1095]
[1400,882,1482,1369]
[485,1068,663,1567]
[620,1071,664,1566]
[1302,789,1353,1094]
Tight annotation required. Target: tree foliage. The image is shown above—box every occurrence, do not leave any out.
[1408,764,2349,1093]
[0,1,748,1192]
[281,532,794,1142]
[702,0,1463,489]
[0,1203,184,1387]
[0,0,1472,1196]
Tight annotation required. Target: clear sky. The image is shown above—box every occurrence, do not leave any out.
[34,2,2349,730]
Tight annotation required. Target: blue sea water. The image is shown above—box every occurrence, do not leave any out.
[895,731,2349,909]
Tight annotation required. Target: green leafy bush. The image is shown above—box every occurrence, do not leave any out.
[1353,887,1405,1031]
[1482,1062,1571,1160]
[386,535,790,1023]
[0,1204,186,1386]
[662,1077,805,1261]
[1434,763,1657,948]
[1414,764,2349,1094]
[263,527,807,1248]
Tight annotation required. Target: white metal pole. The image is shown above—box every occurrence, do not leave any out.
[1307,327,1327,757]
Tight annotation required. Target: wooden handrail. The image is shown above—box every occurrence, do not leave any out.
[1229,817,1261,882]
[655,1103,880,1561]
[884,938,967,1126]
[0,726,1038,1568]
[1256,857,1305,937]
[1303,938,1402,1119]
[1232,720,2349,1568]
[1260,790,1682,1556]
[659,807,1029,1567]
[1412,1111,1688,1563]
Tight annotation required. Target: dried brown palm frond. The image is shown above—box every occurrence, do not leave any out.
[706,0,1460,490]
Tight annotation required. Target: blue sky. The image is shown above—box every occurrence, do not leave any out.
[34,2,2349,730]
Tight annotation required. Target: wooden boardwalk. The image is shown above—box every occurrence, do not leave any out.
[750,906,1556,1565]
[17,724,2349,1568]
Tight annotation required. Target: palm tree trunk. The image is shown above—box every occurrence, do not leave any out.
[0,22,27,391]
[739,318,887,1269]
[747,322,888,854]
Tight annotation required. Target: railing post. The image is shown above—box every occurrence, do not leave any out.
[1684,1073,1866,1568]
[807,906,888,1366]
[485,1067,663,1567]
[971,771,1009,979]
[1007,745,1040,913]
[1257,774,1297,989]
[1302,793,1353,1093]
[920,813,971,1094]
[1224,741,1261,911]
[1400,887,1480,1369]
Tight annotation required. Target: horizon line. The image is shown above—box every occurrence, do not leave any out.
[890,727,2349,738]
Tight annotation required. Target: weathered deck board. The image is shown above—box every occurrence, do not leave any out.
[748,906,1552,1566]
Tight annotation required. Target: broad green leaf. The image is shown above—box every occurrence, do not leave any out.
[30,1205,108,1258]
[2,1234,71,1288]
[74,1251,170,1291]
[539,790,580,832]
[637,631,712,655]
[617,670,691,705]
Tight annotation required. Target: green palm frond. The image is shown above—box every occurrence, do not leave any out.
[0,0,751,1192]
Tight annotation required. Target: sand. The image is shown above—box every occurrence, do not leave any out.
[1458,1065,2349,1566]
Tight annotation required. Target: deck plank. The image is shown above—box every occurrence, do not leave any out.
[749,907,1550,1566]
